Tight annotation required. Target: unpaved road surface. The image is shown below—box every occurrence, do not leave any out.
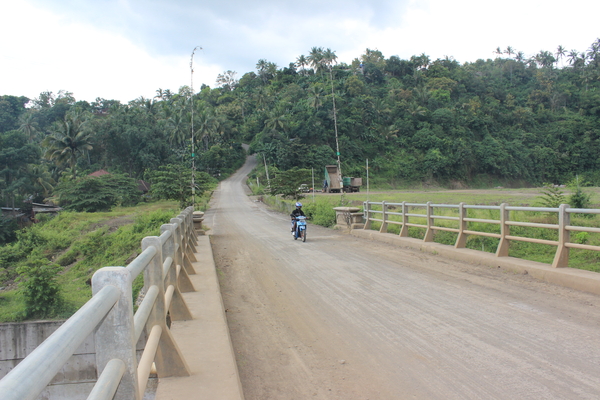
[205,156,600,400]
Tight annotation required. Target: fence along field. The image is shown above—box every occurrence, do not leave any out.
[362,200,600,272]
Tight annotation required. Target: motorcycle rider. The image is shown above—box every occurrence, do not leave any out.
[290,202,305,235]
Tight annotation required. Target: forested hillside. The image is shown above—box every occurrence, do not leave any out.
[240,41,600,187]
[2,39,600,224]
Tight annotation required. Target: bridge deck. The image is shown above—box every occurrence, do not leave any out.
[154,235,244,400]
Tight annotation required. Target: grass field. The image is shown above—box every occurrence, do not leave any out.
[267,185,600,273]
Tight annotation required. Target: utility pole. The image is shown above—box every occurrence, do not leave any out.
[190,46,202,209]
[330,65,342,183]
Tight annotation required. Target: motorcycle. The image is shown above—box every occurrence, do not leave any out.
[293,216,307,242]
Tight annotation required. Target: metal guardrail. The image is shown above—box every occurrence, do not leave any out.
[363,201,600,268]
[0,207,199,400]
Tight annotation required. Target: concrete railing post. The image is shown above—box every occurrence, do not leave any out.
[399,201,409,237]
[455,202,467,248]
[424,202,434,242]
[363,202,371,230]
[92,267,140,400]
[496,203,510,257]
[180,211,198,263]
[379,201,388,233]
[142,235,190,378]
[161,224,193,320]
[552,204,570,268]
[171,217,196,275]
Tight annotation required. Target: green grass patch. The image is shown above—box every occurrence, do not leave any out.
[263,188,600,272]
[0,200,181,322]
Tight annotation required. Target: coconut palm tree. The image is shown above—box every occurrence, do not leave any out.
[167,110,189,146]
[555,45,566,68]
[295,55,308,75]
[568,50,579,66]
[307,86,324,110]
[308,47,325,76]
[18,112,39,143]
[587,39,600,67]
[42,111,94,179]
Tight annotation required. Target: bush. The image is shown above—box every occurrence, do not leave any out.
[54,173,142,212]
[0,217,18,245]
[16,257,62,318]
[147,164,217,208]
[537,184,566,208]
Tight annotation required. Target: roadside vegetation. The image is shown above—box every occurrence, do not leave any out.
[0,201,182,322]
[250,182,600,273]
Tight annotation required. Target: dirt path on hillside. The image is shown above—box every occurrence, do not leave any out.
[205,156,600,400]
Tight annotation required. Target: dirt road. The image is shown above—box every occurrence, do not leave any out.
[205,155,600,400]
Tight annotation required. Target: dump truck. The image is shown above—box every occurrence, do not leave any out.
[324,165,362,193]
[342,177,362,192]
[324,165,343,193]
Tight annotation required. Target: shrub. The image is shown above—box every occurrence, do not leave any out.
[16,257,62,318]
[537,184,566,208]
[0,217,18,245]
[54,173,142,212]
[147,164,216,208]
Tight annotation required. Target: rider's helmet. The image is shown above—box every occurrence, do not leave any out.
[295,202,302,208]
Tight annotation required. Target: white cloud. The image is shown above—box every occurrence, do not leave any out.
[1,1,218,102]
[2,0,599,103]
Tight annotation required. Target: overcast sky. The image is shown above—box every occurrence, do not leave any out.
[2,0,599,103]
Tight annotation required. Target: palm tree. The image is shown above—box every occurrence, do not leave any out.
[26,164,55,198]
[42,111,94,179]
[295,55,308,75]
[555,45,566,68]
[193,106,216,151]
[307,86,323,110]
[504,46,515,59]
[515,51,526,63]
[587,39,600,67]
[568,50,579,66]
[264,108,287,134]
[18,112,39,143]
[167,110,189,146]
[307,47,325,76]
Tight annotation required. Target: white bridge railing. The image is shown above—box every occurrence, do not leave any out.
[363,201,600,268]
[0,207,198,400]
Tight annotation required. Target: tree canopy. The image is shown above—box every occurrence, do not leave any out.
[1,38,600,217]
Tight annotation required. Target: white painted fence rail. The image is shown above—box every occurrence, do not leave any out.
[363,201,600,268]
[0,207,198,400]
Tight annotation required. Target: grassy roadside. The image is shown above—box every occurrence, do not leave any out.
[250,183,600,273]
[0,200,181,322]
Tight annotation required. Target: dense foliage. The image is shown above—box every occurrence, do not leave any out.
[234,42,600,188]
[1,39,600,222]
[0,87,244,240]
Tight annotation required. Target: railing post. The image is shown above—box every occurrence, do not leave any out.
[92,267,140,400]
[171,217,197,275]
[180,211,198,263]
[142,236,190,378]
[496,203,510,257]
[455,202,467,248]
[552,204,570,268]
[161,224,193,319]
[379,201,388,233]
[184,207,199,246]
[399,201,409,237]
[363,202,371,230]
[423,202,434,242]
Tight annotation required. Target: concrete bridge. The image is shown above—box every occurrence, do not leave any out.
[2,154,600,399]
